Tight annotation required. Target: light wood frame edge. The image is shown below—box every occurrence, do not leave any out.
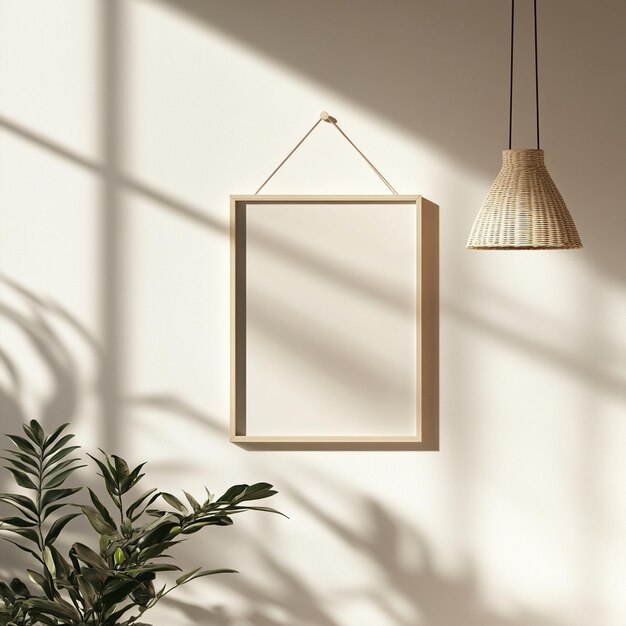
[229,195,238,441]
[230,195,439,451]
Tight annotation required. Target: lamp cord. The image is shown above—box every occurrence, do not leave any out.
[508,0,541,150]
[254,112,398,195]
[508,0,515,149]
[534,0,541,149]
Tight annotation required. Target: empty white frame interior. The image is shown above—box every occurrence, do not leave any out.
[231,196,438,450]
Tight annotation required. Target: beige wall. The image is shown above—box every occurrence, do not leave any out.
[0,1,624,625]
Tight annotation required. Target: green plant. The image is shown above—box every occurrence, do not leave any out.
[0,420,283,626]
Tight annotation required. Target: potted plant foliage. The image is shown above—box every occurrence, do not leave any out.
[0,420,283,626]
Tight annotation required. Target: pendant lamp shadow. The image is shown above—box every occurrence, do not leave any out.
[467,0,582,250]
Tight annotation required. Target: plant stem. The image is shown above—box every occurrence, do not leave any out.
[36,447,45,552]
[36,441,56,599]
[116,476,124,528]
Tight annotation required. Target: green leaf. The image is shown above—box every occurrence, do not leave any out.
[217,484,247,503]
[42,445,80,469]
[42,502,67,520]
[79,506,117,535]
[42,423,69,450]
[9,577,30,599]
[48,545,71,578]
[136,540,176,562]
[27,613,60,626]
[101,578,141,605]
[28,421,45,446]
[25,597,81,622]
[183,491,201,512]
[121,462,146,492]
[176,568,237,585]
[71,542,108,569]
[42,546,56,577]
[104,602,138,623]
[21,424,37,446]
[4,527,39,546]
[114,547,126,565]
[0,516,36,528]
[42,456,82,478]
[43,465,85,489]
[45,513,80,546]
[175,567,201,585]
[4,468,37,490]
[0,494,38,519]
[6,435,37,456]
[146,525,181,547]
[126,488,158,521]
[137,518,179,546]
[87,452,115,484]
[238,482,278,502]
[111,455,130,482]
[1,457,38,476]
[130,580,155,607]
[40,487,81,510]
[3,539,44,564]
[180,516,233,533]
[87,488,117,530]
[218,483,277,504]
[99,533,113,554]
[124,564,181,575]
[75,575,96,610]
[3,449,38,470]
[0,581,16,604]
[138,513,174,535]
[26,570,52,598]
[161,493,189,515]
[98,448,117,473]
[236,505,288,518]
[81,566,108,586]
[44,433,75,457]
[217,482,278,504]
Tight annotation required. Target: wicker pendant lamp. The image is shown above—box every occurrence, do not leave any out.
[467,0,582,250]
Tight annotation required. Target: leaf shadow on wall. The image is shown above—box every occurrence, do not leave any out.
[172,489,565,626]
[0,276,576,626]
[125,400,563,626]
[0,275,94,436]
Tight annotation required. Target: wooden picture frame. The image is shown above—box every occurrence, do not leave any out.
[230,195,439,450]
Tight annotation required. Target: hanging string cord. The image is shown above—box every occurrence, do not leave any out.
[534,0,540,149]
[254,112,398,195]
[254,118,322,194]
[508,0,515,149]
[330,121,398,194]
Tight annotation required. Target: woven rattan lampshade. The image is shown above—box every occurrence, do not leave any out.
[468,0,583,250]
[467,149,582,249]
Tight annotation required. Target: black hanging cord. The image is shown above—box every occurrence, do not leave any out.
[508,0,515,149]
[508,0,541,150]
[534,0,540,149]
